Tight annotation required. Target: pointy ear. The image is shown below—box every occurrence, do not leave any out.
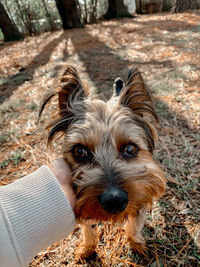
[39,65,89,117]
[119,66,158,121]
[38,65,90,145]
[58,65,90,110]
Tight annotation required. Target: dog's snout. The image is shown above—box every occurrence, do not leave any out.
[98,187,128,214]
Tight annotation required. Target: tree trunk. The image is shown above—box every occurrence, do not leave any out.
[83,0,88,24]
[163,0,174,12]
[172,0,199,13]
[0,2,23,42]
[15,0,36,35]
[135,0,142,14]
[136,0,163,14]
[103,0,133,19]
[42,0,57,31]
[89,0,98,24]
[55,0,83,29]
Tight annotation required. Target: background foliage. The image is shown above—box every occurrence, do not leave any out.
[0,0,180,40]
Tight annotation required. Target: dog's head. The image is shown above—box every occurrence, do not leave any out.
[40,65,166,223]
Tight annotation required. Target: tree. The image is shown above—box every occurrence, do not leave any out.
[103,0,133,19]
[0,1,23,42]
[41,0,57,31]
[14,0,37,35]
[55,0,83,29]
[162,0,174,12]
[135,0,142,14]
[172,0,199,13]
[135,0,163,14]
[82,0,98,24]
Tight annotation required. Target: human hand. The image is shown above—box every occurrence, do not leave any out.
[49,158,76,211]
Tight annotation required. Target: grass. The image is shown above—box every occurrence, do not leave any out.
[27,102,38,111]
[0,131,12,145]
[0,150,23,169]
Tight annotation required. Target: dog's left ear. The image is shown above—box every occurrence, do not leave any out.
[119,66,157,121]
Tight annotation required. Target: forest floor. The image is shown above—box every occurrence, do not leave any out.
[0,11,200,267]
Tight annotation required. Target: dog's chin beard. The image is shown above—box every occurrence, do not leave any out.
[76,202,129,224]
[75,190,133,224]
[73,169,165,223]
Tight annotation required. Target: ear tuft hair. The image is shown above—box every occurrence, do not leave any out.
[119,66,158,121]
[38,65,88,146]
[58,65,89,110]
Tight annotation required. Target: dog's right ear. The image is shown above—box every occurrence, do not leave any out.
[38,65,89,145]
[39,65,89,118]
[58,65,90,110]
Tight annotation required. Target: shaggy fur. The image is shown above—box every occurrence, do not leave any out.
[39,65,166,259]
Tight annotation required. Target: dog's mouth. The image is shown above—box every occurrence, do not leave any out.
[75,203,128,223]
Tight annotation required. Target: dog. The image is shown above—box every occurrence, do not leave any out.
[39,65,166,259]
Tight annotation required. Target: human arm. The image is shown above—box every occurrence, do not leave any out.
[0,160,76,267]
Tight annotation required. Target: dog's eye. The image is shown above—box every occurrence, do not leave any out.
[75,146,87,157]
[120,143,138,160]
[72,145,92,163]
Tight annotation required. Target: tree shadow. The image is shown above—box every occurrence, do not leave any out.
[2,16,198,103]
[64,27,172,98]
[0,31,67,103]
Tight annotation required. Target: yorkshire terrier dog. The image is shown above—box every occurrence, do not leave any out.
[39,65,166,259]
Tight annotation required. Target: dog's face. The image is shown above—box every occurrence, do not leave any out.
[40,65,166,223]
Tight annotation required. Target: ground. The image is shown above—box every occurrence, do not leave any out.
[0,12,199,267]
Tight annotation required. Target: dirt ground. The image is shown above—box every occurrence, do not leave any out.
[0,12,199,267]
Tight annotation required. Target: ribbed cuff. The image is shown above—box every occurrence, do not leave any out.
[0,166,76,266]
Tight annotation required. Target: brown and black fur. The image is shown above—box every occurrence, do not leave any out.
[39,65,166,259]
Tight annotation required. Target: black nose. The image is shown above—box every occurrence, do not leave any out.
[98,187,128,214]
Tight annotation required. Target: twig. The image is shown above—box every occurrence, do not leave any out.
[153,242,160,267]
[102,251,144,267]
[172,237,192,263]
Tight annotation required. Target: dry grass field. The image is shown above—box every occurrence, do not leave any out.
[0,11,199,267]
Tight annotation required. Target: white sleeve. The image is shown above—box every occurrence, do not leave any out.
[0,166,76,267]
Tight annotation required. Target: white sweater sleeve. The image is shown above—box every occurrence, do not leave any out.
[0,166,76,267]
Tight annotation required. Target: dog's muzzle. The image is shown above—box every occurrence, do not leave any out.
[98,187,128,214]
